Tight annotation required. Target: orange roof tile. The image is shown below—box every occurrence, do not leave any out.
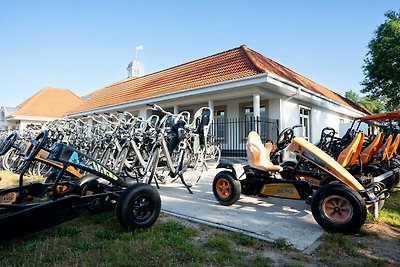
[242,47,371,114]
[71,45,369,114]
[12,87,85,118]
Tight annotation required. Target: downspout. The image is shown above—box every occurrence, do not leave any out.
[281,86,301,160]
[285,86,302,102]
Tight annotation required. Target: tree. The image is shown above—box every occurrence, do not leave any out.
[345,90,386,114]
[361,10,400,110]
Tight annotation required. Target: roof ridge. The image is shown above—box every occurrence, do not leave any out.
[240,45,266,73]
[17,87,49,109]
[12,87,84,118]
[244,46,319,85]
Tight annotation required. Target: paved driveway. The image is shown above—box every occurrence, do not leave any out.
[157,168,325,252]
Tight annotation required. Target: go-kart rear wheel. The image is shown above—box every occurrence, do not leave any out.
[213,171,241,206]
[116,183,161,230]
[45,170,75,199]
[311,183,366,233]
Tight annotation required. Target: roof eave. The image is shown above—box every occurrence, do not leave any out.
[66,73,271,117]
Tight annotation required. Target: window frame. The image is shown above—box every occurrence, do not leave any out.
[239,100,268,140]
[299,105,311,141]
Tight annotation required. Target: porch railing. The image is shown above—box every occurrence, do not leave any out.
[209,117,279,157]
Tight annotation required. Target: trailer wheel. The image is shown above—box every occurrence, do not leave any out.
[117,183,161,230]
[213,171,241,206]
[311,183,366,233]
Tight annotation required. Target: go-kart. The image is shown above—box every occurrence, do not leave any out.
[0,130,161,241]
[0,131,83,197]
[281,110,400,191]
[212,127,388,233]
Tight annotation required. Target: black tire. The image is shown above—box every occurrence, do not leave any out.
[311,183,367,233]
[281,161,297,168]
[116,183,161,230]
[81,178,117,213]
[212,171,241,206]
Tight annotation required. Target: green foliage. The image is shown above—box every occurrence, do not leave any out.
[345,90,386,113]
[378,187,400,228]
[272,238,292,250]
[55,225,80,237]
[362,10,400,110]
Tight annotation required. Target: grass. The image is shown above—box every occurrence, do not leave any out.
[0,170,44,188]
[377,185,400,228]
[0,211,273,266]
[316,182,400,266]
[0,170,399,266]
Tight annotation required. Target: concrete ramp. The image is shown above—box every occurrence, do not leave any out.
[157,169,325,251]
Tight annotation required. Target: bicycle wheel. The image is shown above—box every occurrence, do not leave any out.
[182,149,204,185]
[3,148,19,171]
[113,145,129,176]
[100,145,115,170]
[204,144,221,168]
[142,147,160,185]
[90,145,102,161]
[124,147,146,180]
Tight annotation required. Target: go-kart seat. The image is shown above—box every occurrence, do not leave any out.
[246,131,283,172]
[376,134,393,161]
[337,132,364,167]
[360,132,383,165]
[372,133,385,156]
[387,133,400,160]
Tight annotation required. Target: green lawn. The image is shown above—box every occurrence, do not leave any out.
[0,169,399,266]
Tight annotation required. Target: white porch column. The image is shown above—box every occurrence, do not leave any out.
[253,93,260,118]
[139,109,151,119]
[208,100,214,122]
[174,105,179,115]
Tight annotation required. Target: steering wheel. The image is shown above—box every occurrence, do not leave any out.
[276,127,294,150]
[0,132,18,156]
[24,130,49,160]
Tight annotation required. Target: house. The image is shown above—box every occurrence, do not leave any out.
[1,87,84,131]
[67,45,369,156]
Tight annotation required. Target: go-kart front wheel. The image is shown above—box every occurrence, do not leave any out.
[116,183,161,230]
[213,171,241,206]
[311,183,366,233]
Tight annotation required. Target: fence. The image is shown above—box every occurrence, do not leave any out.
[209,117,279,157]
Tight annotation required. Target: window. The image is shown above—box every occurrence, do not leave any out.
[299,106,311,141]
[240,101,268,139]
[213,106,226,141]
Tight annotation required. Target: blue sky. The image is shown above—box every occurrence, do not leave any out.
[0,0,399,107]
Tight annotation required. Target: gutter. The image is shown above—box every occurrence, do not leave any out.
[67,70,366,119]
[67,73,270,117]
[285,86,302,102]
[267,72,366,117]
[7,115,59,121]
